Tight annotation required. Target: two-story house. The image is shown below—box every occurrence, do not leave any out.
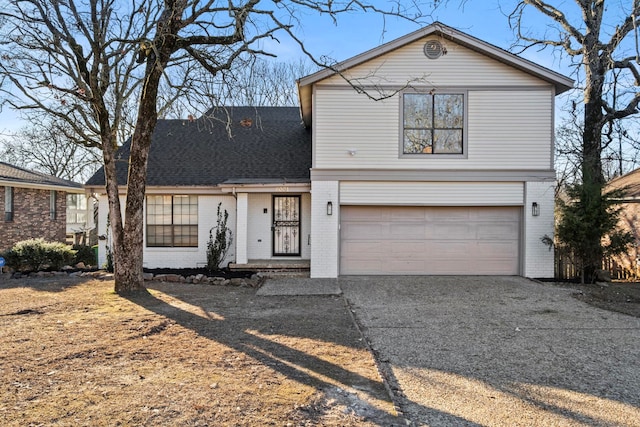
[86,23,572,278]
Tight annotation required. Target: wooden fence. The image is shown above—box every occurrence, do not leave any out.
[554,248,636,281]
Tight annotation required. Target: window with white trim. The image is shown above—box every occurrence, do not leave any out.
[146,195,198,247]
[402,92,464,155]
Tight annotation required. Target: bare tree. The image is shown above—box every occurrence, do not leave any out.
[0,117,102,182]
[222,59,317,107]
[510,1,639,183]
[508,0,640,279]
[159,58,317,121]
[555,103,639,189]
[0,0,423,293]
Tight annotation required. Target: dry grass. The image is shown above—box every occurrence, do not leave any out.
[551,280,640,318]
[0,276,399,426]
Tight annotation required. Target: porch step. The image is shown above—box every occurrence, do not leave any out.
[229,260,310,276]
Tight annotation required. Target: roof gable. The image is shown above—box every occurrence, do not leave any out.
[85,106,311,188]
[0,162,82,191]
[297,22,574,126]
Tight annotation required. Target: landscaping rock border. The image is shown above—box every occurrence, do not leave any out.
[7,269,265,288]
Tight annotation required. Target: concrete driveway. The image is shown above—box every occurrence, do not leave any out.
[338,276,640,426]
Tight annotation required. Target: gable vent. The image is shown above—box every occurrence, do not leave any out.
[424,40,445,59]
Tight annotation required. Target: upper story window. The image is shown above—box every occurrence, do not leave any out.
[146,195,198,247]
[4,186,13,222]
[402,92,464,155]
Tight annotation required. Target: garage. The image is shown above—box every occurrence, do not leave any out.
[340,206,521,275]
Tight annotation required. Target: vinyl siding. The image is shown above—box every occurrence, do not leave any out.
[468,90,553,168]
[339,182,524,206]
[314,88,553,170]
[320,37,547,88]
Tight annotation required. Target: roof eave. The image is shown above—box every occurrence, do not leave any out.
[1,179,84,193]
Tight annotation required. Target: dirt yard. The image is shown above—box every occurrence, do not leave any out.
[0,275,399,426]
[551,280,640,318]
[1,274,638,426]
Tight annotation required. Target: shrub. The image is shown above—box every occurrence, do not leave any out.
[555,183,634,283]
[72,244,96,266]
[4,238,76,271]
[207,203,233,272]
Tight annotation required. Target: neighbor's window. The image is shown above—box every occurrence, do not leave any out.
[402,92,464,155]
[146,195,198,247]
[4,186,13,222]
[50,191,57,220]
[67,194,87,223]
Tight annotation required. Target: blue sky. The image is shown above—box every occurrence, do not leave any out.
[273,0,563,69]
[0,1,588,135]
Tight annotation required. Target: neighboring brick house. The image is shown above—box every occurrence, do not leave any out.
[0,162,84,252]
[606,169,640,277]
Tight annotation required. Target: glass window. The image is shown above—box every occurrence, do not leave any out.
[66,193,88,224]
[50,191,57,220]
[146,195,198,247]
[68,212,87,223]
[67,194,87,210]
[4,186,13,222]
[403,93,464,155]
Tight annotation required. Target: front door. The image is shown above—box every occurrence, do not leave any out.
[272,196,301,256]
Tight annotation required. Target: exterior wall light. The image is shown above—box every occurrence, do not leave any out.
[532,202,540,217]
[327,201,333,216]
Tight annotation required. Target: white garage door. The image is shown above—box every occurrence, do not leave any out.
[340,206,521,275]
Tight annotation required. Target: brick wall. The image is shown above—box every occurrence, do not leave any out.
[0,186,67,252]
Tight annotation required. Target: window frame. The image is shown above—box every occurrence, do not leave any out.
[50,190,57,220]
[399,90,468,158]
[66,193,87,224]
[146,195,198,248]
[4,186,13,222]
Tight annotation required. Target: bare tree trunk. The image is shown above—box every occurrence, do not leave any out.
[113,15,175,293]
[580,43,607,281]
[99,111,126,284]
[115,101,157,293]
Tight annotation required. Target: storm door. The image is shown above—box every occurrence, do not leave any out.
[272,196,301,256]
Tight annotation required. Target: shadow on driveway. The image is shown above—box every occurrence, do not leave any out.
[340,275,640,426]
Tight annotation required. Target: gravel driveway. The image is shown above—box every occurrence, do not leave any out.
[340,276,640,427]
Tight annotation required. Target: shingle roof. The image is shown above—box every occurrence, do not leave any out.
[0,162,82,190]
[85,106,311,187]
